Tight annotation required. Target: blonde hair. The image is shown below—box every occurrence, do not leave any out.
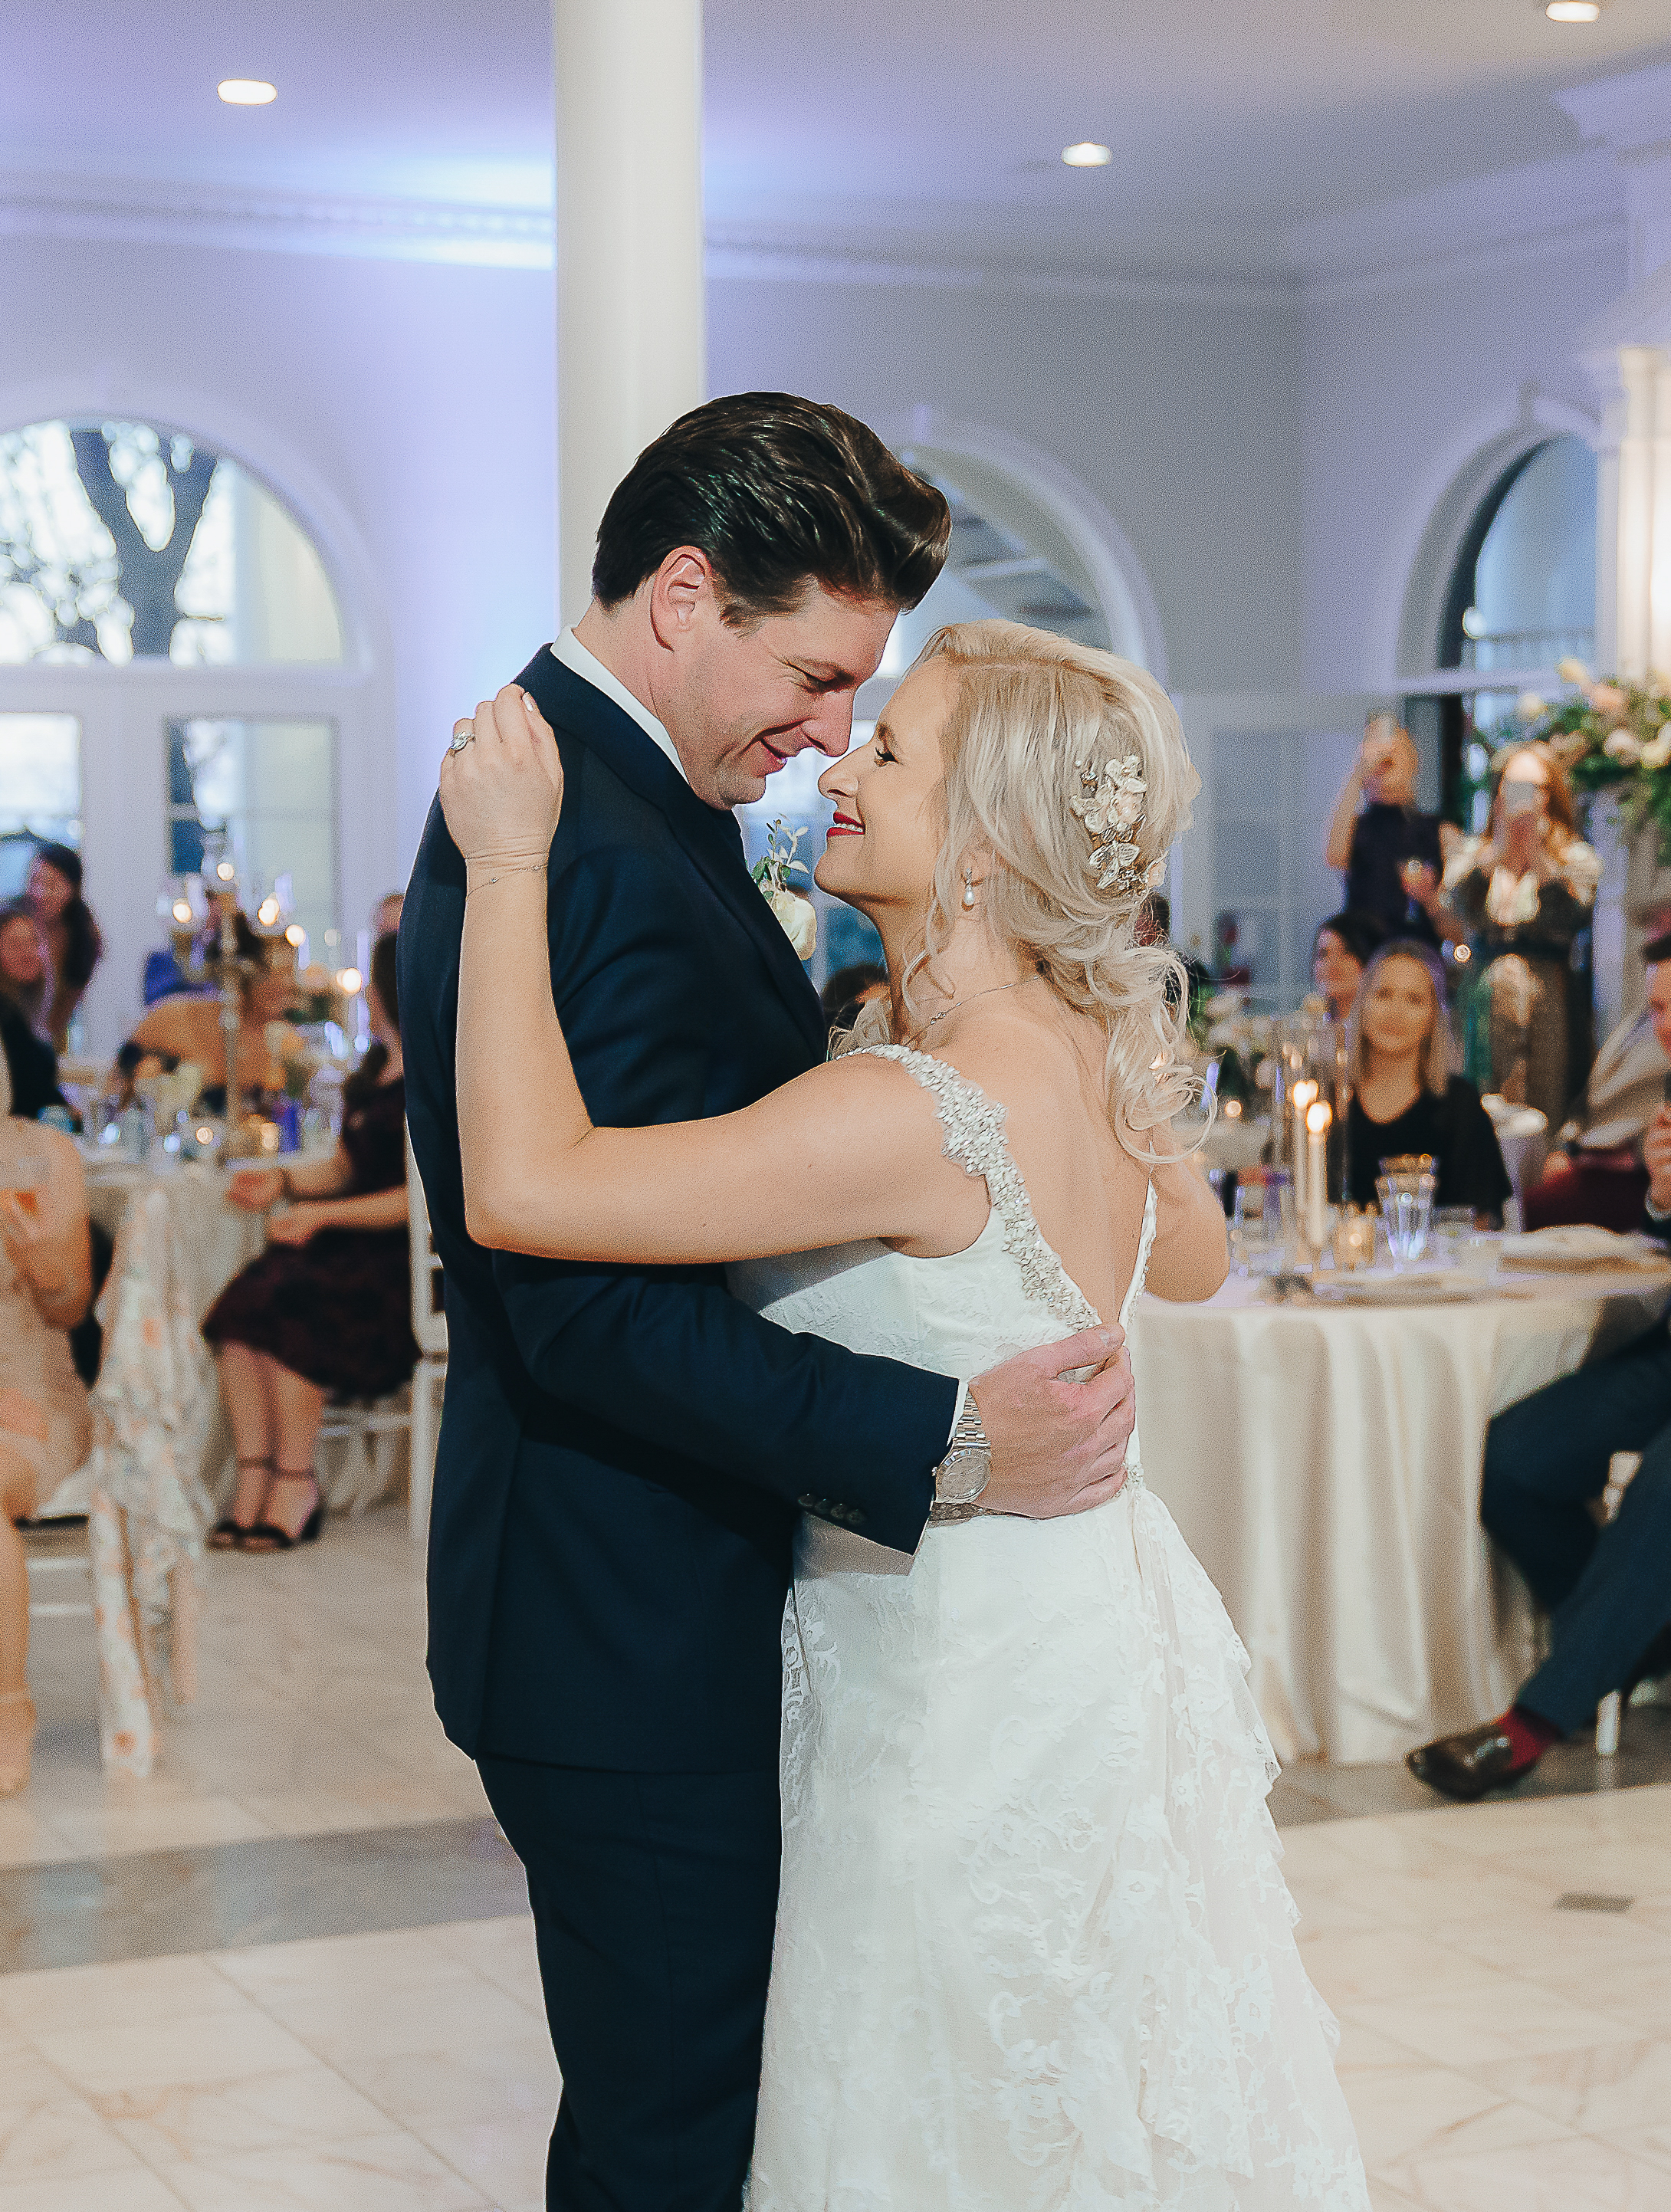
[1347,940,1452,1098]
[901,619,1201,1157]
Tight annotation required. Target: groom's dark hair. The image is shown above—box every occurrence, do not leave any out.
[592,392,950,621]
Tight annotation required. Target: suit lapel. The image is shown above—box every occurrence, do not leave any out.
[516,648,827,1062]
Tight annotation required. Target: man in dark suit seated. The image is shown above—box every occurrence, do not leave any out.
[1407,938,1671,1801]
[400,394,1138,2210]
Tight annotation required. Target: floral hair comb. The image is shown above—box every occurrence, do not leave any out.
[1070,752,1149,894]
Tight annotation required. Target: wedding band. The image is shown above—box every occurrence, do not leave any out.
[449,723,474,753]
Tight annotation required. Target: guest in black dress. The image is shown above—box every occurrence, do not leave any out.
[202,932,418,1551]
[0,905,71,1123]
[1312,909,1387,1022]
[1323,715,1448,946]
[1344,940,1512,1222]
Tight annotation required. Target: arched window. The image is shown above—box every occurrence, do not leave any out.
[1434,434,1597,827]
[0,418,373,1051]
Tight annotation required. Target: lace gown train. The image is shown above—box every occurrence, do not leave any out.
[731,1047,1369,2210]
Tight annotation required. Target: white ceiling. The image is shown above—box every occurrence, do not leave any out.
[5,1,1670,275]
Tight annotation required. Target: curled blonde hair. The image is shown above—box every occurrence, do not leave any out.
[899,619,1202,1157]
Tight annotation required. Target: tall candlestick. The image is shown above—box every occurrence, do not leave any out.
[1305,1100,1331,1253]
[1291,1080,1318,1212]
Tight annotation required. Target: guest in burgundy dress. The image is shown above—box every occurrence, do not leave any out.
[204,932,418,1551]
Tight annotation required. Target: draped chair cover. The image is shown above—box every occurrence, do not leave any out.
[87,1186,216,1775]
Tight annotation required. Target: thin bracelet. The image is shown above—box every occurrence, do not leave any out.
[466,864,546,893]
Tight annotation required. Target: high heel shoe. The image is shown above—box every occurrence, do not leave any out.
[241,1471,324,1553]
[208,1457,274,1550]
[0,1690,36,1797]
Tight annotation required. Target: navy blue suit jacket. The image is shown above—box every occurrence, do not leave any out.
[400,649,957,1773]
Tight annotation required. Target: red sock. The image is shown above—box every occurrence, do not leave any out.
[1500,1705,1562,1770]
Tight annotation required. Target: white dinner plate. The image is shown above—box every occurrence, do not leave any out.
[1311,1271,1486,1307]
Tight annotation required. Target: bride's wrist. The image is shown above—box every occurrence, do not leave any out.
[465,847,549,894]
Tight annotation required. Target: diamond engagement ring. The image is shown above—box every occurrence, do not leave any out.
[449,722,474,753]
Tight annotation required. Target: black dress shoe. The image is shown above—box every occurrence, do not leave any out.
[1406,1723,1529,1803]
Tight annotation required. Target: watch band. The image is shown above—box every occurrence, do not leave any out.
[929,1396,992,1525]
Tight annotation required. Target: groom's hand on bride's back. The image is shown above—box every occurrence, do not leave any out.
[970,1328,1136,1518]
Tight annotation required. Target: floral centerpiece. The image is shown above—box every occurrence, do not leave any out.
[1511,661,1671,857]
[1197,989,1273,1106]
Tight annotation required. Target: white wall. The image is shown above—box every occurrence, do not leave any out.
[0,233,557,898]
[709,273,1305,694]
[1299,235,1627,695]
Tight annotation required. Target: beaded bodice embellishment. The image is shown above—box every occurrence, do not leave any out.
[860,1045,1108,1331]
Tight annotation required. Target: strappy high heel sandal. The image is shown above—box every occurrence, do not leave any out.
[208,1457,274,1550]
[0,1690,36,1797]
[241,1470,324,1554]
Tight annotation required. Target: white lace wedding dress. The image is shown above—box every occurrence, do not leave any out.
[731,1046,1369,2210]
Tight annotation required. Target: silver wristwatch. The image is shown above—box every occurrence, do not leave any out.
[929,1396,992,1524]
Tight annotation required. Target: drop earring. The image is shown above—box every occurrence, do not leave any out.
[962,868,977,911]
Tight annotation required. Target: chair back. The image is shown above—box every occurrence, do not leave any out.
[406,1126,448,1357]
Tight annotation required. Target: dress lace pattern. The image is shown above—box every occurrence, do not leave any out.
[730,1049,1369,2210]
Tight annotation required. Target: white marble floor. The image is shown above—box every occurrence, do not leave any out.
[8,1514,489,1871]
[5,1511,1669,2208]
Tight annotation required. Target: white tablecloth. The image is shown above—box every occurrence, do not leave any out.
[1127,1268,1671,1766]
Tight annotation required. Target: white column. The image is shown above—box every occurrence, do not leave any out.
[553,0,706,627]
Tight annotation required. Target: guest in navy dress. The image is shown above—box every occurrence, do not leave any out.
[203,932,417,1551]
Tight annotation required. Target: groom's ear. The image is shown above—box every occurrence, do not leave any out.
[648,547,720,649]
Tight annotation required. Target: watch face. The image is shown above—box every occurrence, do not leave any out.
[940,1447,992,1505]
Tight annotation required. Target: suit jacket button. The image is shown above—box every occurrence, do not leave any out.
[847,1509,865,1528]
[796,1494,816,1511]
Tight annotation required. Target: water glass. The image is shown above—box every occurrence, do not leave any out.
[1433,1206,1475,1261]
[1231,1171,1294,1276]
[1377,1170,1436,1266]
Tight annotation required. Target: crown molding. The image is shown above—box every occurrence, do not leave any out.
[704,231,1295,307]
[1556,59,1671,154]
[1285,144,1626,302]
[0,172,556,268]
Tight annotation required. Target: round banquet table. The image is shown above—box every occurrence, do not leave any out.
[1126,1265,1671,1767]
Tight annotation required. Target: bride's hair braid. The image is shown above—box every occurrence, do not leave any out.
[901,619,1203,1159]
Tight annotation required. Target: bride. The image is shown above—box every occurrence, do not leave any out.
[440,619,1369,2208]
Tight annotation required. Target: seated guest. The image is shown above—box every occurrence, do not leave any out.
[202,933,418,1551]
[1407,1112,1671,1799]
[1345,940,1512,1223]
[0,905,71,1124]
[25,844,103,1052]
[1312,909,1387,1022]
[0,902,49,1034]
[1525,927,1671,1232]
[819,960,886,1042]
[0,1057,94,1795]
[115,912,296,1113]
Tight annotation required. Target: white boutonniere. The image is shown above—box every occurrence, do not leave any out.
[752,819,818,961]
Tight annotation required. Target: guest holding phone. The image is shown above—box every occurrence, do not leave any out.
[1323,714,1448,944]
[1433,742,1600,1126]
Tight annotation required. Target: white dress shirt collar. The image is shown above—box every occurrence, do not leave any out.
[550,630,688,786]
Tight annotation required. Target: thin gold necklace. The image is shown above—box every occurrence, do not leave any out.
[919,976,1035,1034]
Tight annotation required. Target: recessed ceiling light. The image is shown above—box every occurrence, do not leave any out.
[1545,2,1601,20]
[1062,142,1112,168]
[218,78,277,105]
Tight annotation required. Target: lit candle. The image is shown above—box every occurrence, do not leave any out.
[1305,1099,1331,1252]
[1291,1079,1318,1208]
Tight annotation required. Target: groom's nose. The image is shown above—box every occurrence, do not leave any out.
[799,688,859,760]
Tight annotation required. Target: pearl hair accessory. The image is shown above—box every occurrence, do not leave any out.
[1070,750,1154,894]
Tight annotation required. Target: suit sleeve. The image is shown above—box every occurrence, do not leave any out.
[488,842,951,1553]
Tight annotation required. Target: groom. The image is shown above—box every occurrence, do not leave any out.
[400,393,1138,2211]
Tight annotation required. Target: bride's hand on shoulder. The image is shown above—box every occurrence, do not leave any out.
[440,684,563,867]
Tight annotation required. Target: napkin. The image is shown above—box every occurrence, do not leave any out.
[1497,1226,1670,1275]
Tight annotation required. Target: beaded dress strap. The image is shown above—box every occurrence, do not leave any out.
[858,1044,1101,1331]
